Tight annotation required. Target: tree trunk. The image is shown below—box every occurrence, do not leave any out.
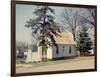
[72,32,75,41]
[72,28,76,41]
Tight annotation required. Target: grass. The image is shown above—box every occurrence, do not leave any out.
[16,56,94,68]
[16,57,76,68]
[16,58,25,64]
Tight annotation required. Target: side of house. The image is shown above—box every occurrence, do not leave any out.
[25,32,78,62]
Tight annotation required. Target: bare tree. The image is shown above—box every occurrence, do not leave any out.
[62,7,95,41]
[62,8,81,41]
[77,8,96,27]
[16,41,28,58]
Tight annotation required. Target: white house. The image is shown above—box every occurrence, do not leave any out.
[25,32,78,62]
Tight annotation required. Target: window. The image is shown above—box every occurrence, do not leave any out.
[62,46,64,52]
[55,44,59,54]
[69,46,71,54]
[56,48,59,54]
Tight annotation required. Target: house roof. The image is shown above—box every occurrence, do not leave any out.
[55,32,76,45]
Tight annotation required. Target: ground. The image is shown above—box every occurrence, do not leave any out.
[16,56,95,73]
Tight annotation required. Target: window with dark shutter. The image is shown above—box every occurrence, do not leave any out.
[69,46,71,54]
[63,46,64,52]
[56,49,59,54]
[55,44,59,54]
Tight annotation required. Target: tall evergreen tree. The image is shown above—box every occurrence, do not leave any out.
[25,5,61,60]
[77,26,92,56]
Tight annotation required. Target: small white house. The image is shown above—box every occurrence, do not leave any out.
[25,32,78,62]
